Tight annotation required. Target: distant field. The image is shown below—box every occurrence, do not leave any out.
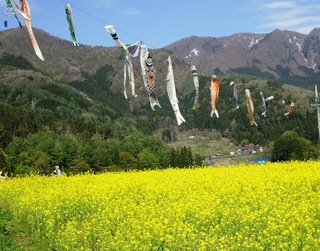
[162,129,236,156]
[1,161,320,250]
[164,129,271,166]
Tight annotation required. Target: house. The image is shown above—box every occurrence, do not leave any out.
[242,145,253,152]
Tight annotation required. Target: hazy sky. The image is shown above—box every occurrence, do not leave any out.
[1,0,320,49]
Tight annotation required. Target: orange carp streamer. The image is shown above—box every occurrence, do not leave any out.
[210,75,219,118]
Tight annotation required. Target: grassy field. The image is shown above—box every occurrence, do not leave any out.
[164,129,271,166]
[1,161,320,250]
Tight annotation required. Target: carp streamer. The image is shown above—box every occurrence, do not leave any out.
[65,4,79,46]
[14,0,44,61]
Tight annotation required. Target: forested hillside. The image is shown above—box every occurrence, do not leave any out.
[0,28,319,175]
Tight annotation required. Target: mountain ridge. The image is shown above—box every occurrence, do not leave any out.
[1,27,320,91]
[164,27,320,88]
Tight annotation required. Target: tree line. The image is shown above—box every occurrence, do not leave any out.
[0,130,203,176]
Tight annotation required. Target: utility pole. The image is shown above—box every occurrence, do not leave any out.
[311,85,320,144]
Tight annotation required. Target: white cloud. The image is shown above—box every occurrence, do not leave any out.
[264,1,297,9]
[92,0,139,16]
[93,0,115,9]
[248,0,320,34]
[120,7,139,16]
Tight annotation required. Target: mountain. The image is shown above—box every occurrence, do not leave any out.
[2,27,320,93]
[0,28,190,94]
[164,28,320,88]
[0,27,318,148]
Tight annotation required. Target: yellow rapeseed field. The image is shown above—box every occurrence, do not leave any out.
[1,161,320,250]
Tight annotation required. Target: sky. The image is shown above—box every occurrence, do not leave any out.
[1,0,320,49]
